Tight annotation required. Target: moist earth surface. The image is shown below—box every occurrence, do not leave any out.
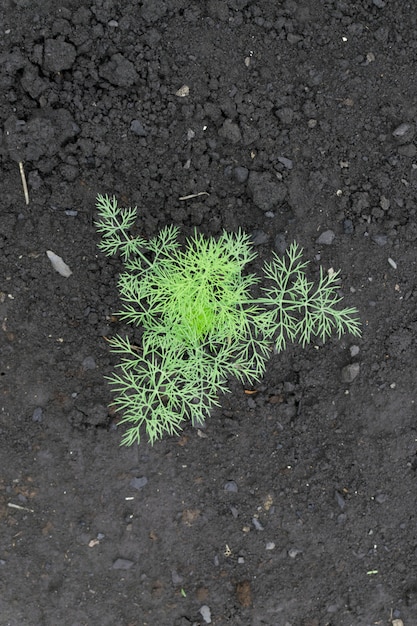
[1,1,417,625]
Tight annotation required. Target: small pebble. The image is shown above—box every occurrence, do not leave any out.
[392,122,415,143]
[288,548,302,558]
[130,119,148,137]
[199,604,212,624]
[175,85,190,97]
[230,506,239,518]
[335,490,346,510]
[388,257,397,269]
[46,250,72,278]
[252,517,264,531]
[372,234,388,246]
[375,493,388,504]
[316,230,335,245]
[350,345,360,357]
[341,363,360,383]
[171,570,184,586]
[266,542,275,550]
[32,407,43,422]
[277,156,293,169]
[224,480,238,493]
[130,477,148,490]
[112,558,134,570]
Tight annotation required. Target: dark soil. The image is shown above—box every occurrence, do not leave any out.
[1,1,417,625]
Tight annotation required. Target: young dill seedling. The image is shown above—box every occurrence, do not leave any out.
[95,194,361,445]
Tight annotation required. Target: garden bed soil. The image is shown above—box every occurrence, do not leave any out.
[1,1,417,625]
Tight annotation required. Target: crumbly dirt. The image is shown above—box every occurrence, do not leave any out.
[1,1,417,625]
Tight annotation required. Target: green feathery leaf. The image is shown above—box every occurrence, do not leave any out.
[96,195,361,445]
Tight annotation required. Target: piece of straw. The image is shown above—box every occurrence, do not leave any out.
[19,161,29,205]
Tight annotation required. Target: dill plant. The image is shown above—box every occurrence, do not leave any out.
[95,194,361,445]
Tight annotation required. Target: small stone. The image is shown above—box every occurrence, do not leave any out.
[224,480,238,493]
[199,605,212,624]
[316,230,335,245]
[130,119,148,137]
[175,85,189,97]
[277,156,293,169]
[252,517,264,531]
[288,548,302,558]
[372,234,387,246]
[392,122,415,144]
[375,493,388,504]
[266,542,275,550]
[335,490,346,510]
[112,558,134,570]
[230,506,239,518]
[350,345,360,357]
[171,570,184,586]
[130,476,148,490]
[32,407,43,422]
[341,363,360,383]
